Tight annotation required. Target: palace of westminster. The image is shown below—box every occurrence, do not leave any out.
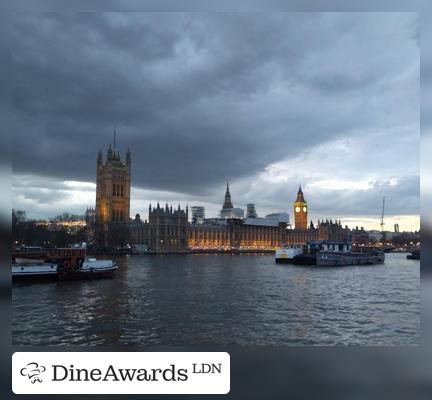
[88,145,349,252]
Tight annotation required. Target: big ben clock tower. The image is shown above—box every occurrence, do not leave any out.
[294,185,308,230]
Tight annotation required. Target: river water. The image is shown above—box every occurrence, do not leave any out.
[12,252,419,346]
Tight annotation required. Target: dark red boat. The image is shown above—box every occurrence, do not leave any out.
[58,257,118,280]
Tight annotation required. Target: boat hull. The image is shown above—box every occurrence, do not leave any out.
[275,258,295,264]
[12,263,59,281]
[58,266,118,280]
[407,250,420,260]
[316,252,385,267]
[12,272,58,281]
[292,254,317,265]
[275,247,303,264]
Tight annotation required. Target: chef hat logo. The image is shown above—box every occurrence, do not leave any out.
[20,362,46,383]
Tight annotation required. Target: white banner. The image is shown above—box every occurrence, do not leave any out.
[12,352,230,394]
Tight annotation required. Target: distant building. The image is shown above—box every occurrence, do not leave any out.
[189,218,348,250]
[293,185,308,230]
[315,219,346,241]
[219,183,244,219]
[351,226,370,245]
[129,213,150,250]
[129,204,189,253]
[148,203,189,252]
[246,203,257,218]
[95,143,131,246]
[220,208,245,219]
[265,212,290,224]
[90,145,350,251]
[85,207,96,242]
[202,218,229,226]
[383,231,395,240]
[394,223,400,233]
[191,206,205,224]
[188,185,349,250]
[189,220,231,249]
[368,230,383,241]
[85,207,96,225]
[243,217,282,227]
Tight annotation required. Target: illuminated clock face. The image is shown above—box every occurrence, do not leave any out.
[295,206,301,213]
[303,206,307,212]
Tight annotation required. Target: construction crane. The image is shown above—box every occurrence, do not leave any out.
[380,196,386,242]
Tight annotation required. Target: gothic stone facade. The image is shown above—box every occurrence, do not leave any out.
[95,145,131,246]
[129,204,189,252]
[187,219,348,250]
[186,185,348,250]
[129,185,349,252]
[91,144,349,251]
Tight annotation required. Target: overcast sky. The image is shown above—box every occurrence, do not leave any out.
[11,12,420,231]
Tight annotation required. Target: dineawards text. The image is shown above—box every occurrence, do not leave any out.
[52,364,189,382]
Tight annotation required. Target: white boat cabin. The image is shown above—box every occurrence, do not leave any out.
[314,240,352,253]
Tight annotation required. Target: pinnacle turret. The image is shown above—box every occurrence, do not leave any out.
[97,149,103,165]
[107,144,113,161]
[126,148,131,165]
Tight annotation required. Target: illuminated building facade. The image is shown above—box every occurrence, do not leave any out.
[293,185,308,230]
[127,183,349,252]
[90,144,348,251]
[187,218,348,250]
[95,144,131,245]
[188,221,231,249]
[188,218,286,250]
[186,185,349,250]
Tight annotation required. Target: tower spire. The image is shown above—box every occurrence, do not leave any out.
[296,184,304,202]
[222,181,233,209]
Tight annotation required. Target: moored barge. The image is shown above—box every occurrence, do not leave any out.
[277,240,385,267]
[12,248,117,281]
[314,241,384,266]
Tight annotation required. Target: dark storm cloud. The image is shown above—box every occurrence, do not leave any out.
[421,13,432,130]
[11,12,419,224]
